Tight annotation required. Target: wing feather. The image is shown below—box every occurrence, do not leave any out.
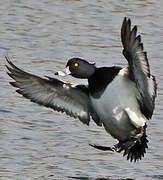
[6,57,101,126]
[121,17,157,119]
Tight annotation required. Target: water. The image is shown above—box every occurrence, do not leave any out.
[0,0,163,179]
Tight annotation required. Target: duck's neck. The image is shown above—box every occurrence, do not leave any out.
[88,66,122,98]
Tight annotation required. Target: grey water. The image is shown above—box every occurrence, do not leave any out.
[0,0,163,179]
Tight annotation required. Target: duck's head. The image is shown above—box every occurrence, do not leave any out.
[55,58,96,79]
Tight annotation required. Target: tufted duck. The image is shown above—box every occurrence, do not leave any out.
[6,17,157,162]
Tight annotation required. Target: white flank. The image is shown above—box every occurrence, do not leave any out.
[90,68,147,141]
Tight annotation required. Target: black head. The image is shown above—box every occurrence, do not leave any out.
[55,58,96,79]
[66,58,96,79]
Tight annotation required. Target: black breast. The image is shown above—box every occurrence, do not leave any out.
[88,66,122,98]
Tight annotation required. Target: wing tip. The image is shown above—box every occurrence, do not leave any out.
[123,17,131,25]
[121,17,151,75]
[5,56,15,69]
[121,17,132,47]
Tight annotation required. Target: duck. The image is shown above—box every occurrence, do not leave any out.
[6,17,157,162]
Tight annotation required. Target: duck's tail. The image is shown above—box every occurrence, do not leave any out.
[117,133,148,162]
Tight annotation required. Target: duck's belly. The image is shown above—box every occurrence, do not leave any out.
[90,70,145,141]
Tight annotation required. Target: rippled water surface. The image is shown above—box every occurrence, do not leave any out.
[0,0,163,179]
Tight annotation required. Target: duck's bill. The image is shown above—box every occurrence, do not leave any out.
[55,67,71,76]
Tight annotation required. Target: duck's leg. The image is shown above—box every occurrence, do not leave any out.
[89,143,114,151]
[89,141,125,152]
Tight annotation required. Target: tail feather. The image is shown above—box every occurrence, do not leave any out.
[118,134,148,162]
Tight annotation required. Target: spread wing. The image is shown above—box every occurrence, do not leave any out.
[121,17,157,119]
[6,57,101,126]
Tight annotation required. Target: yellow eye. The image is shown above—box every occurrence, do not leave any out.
[74,63,79,67]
